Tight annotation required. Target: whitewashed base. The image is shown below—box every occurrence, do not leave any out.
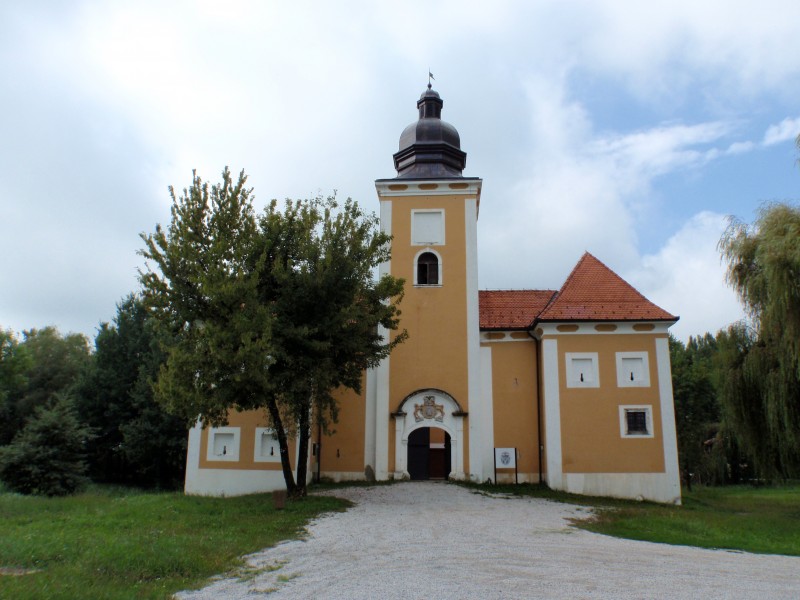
[558,472,681,504]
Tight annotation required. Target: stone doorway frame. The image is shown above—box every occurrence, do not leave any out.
[392,388,466,480]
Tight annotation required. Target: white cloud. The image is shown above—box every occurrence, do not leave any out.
[628,211,745,342]
[589,121,732,182]
[478,75,743,293]
[762,116,800,146]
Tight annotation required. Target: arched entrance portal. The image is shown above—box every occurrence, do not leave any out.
[407,427,452,480]
[392,388,466,481]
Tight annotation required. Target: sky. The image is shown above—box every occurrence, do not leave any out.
[1,1,799,343]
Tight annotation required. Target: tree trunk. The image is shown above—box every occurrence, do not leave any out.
[294,396,312,497]
[265,396,297,497]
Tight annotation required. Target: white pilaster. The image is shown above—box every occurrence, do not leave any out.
[480,345,495,480]
[542,338,563,489]
[374,199,392,480]
[465,196,483,481]
[656,337,682,504]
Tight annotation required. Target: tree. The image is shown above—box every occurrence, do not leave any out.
[74,295,188,488]
[0,327,90,446]
[718,202,800,478]
[0,394,93,496]
[139,168,405,497]
[0,329,31,445]
[670,334,720,488]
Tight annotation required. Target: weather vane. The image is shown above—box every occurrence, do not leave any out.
[428,70,435,89]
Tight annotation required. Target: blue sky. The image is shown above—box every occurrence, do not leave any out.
[1,1,799,342]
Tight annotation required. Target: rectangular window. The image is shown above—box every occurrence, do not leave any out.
[411,210,445,245]
[619,406,654,438]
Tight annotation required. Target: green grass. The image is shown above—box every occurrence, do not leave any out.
[0,485,349,600]
[460,481,800,556]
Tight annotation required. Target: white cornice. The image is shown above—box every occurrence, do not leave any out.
[375,179,482,198]
[532,321,675,338]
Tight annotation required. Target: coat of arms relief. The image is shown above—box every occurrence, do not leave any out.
[413,395,445,422]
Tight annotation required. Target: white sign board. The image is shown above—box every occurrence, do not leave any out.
[494,447,516,469]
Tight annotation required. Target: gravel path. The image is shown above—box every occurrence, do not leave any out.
[177,482,800,599]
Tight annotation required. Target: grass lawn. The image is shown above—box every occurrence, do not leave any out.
[0,485,349,600]
[463,481,800,556]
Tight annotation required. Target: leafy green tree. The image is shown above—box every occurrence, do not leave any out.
[0,327,90,446]
[670,334,720,488]
[139,168,405,497]
[0,329,31,445]
[719,202,800,478]
[0,394,93,496]
[74,295,188,488]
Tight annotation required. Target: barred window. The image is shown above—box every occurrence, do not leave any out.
[625,410,648,435]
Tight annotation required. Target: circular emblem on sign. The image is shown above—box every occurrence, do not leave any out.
[500,451,511,465]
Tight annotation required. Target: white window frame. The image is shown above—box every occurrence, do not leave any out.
[206,426,240,461]
[619,405,654,438]
[565,352,599,388]
[411,209,445,246]
[413,248,443,287]
[254,427,282,463]
[616,351,650,387]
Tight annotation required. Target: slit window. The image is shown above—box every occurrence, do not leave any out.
[206,427,240,461]
[616,352,650,387]
[565,353,599,388]
[417,252,439,285]
[254,427,281,463]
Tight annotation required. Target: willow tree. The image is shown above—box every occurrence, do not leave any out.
[139,168,405,497]
[718,202,800,478]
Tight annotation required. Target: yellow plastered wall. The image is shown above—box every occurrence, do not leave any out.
[199,409,294,471]
[487,339,540,477]
[319,382,367,474]
[386,194,472,475]
[555,333,666,473]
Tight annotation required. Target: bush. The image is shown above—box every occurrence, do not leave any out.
[0,394,93,495]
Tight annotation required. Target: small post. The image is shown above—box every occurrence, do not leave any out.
[273,489,287,510]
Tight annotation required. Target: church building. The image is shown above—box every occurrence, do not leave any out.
[183,86,682,504]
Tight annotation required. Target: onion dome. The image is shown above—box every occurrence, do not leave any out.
[393,85,467,178]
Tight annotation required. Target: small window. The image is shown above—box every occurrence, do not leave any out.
[619,406,654,438]
[416,252,439,285]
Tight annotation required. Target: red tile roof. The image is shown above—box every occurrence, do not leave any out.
[536,253,678,322]
[477,253,677,330]
[479,290,556,329]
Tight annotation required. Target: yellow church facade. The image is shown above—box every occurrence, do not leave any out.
[183,86,682,504]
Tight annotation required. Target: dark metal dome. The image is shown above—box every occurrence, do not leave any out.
[393,85,467,178]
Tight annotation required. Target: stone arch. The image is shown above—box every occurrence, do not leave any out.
[392,388,466,480]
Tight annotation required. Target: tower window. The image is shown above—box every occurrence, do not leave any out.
[416,252,440,285]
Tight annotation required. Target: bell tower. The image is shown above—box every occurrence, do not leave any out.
[370,86,488,482]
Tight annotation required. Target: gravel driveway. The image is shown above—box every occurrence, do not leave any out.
[177,482,800,599]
